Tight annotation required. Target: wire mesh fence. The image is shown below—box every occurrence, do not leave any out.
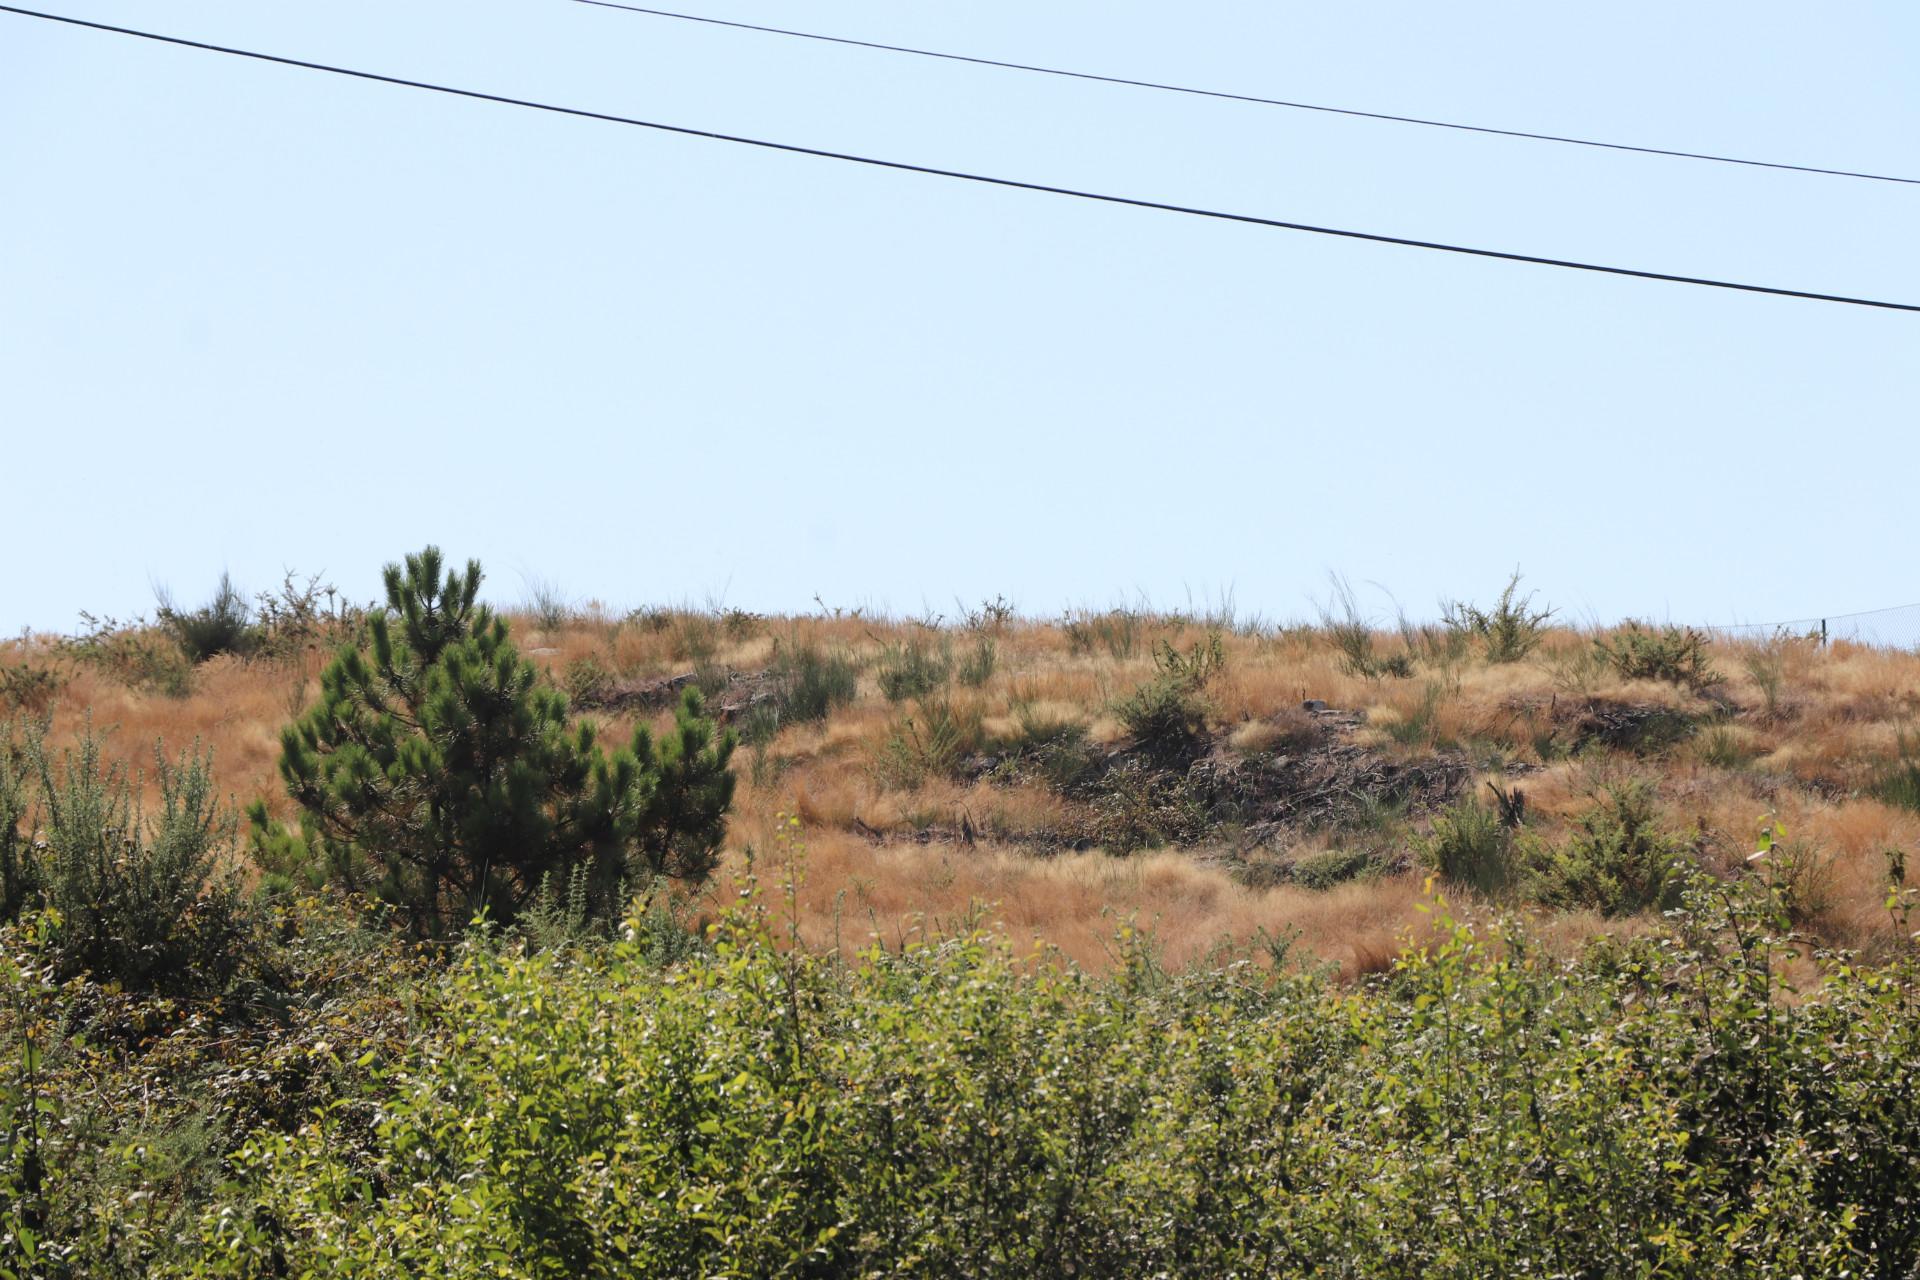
[1702,602,1920,652]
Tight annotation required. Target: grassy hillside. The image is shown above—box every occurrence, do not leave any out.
[7,580,1918,968]
[4,572,1920,1275]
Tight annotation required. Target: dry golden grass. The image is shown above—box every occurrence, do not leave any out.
[7,608,1920,975]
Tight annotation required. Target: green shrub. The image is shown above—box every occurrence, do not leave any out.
[873,698,985,790]
[251,547,736,937]
[1442,571,1554,663]
[1594,621,1722,691]
[767,634,859,723]
[1418,797,1515,896]
[1113,633,1223,760]
[1528,779,1687,916]
[179,869,1920,1279]
[0,664,63,715]
[875,635,951,702]
[956,637,997,688]
[62,612,195,697]
[0,725,34,925]
[13,723,255,995]
[1291,846,1375,890]
[561,651,615,705]
[996,707,1100,793]
[249,570,370,662]
[156,572,260,664]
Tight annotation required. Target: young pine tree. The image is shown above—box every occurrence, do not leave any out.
[249,547,735,936]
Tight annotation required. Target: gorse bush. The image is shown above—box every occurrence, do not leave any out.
[1113,632,1224,761]
[1594,620,1722,690]
[249,547,736,936]
[0,664,63,715]
[1442,570,1554,663]
[1419,796,1514,896]
[0,720,255,995]
[1529,779,1688,916]
[1289,845,1375,890]
[0,893,423,1280]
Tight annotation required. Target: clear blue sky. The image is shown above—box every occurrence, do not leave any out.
[3,0,1915,635]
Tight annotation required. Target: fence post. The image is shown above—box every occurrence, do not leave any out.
[1821,619,1828,648]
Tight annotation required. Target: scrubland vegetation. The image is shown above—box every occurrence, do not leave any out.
[4,559,1920,1275]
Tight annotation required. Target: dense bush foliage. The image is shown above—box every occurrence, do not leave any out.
[0,720,254,996]
[1441,571,1555,663]
[155,573,258,664]
[1594,621,1723,690]
[156,864,1920,1279]
[1112,632,1224,761]
[251,548,735,935]
[1423,782,1694,918]
[1529,778,1690,916]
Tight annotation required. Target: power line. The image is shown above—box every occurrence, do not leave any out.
[3,4,1916,314]
[569,0,1920,188]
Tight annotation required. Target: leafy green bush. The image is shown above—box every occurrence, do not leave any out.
[251,548,736,936]
[177,871,1920,1279]
[1594,621,1722,690]
[1442,571,1555,663]
[0,894,420,1280]
[1528,779,1687,916]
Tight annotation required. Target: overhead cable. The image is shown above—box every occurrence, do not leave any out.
[569,0,1920,187]
[3,4,1915,313]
